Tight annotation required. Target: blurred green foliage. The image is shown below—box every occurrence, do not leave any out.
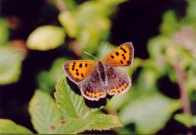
[27,25,65,51]
[0,47,24,85]
[0,19,9,45]
[0,18,25,85]
[0,119,32,133]
[1,0,196,134]
[37,57,67,93]
[106,0,196,133]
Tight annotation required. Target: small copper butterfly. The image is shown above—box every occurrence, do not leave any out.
[63,42,134,101]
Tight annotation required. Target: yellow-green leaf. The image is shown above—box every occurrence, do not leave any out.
[54,77,122,133]
[120,93,181,134]
[0,47,24,85]
[0,119,32,133]
[27,25,65,51]
[59,12,79,37]
[29,90,63,134]
[0,18,9,45]
[54,77,89,118]
[87,113,122,130]
[175,114,196,128]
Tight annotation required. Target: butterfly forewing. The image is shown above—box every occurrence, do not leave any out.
[106,67,131,95]
[81,70,106,101]
[63,60,96,84]
[104,42,134,67]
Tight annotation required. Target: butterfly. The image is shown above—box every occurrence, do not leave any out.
[63,42,134,101]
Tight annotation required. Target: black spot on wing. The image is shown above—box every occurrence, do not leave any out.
[120,47,127,53]
[115,52,119,56]
[79,63,82,68]
[76,69,79,76]
[120,60,124,64]
[72,62,76,70]
[127,60,131,65]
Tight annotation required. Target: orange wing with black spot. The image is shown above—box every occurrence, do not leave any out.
[106,67,131,95]
[63,60,96,84]
[104,42,134,66]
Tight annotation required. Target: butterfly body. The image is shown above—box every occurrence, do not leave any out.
[97,60,108,86]
[63,42,134,101]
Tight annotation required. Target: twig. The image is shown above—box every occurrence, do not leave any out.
[174,61,192,135]
[174,62,191,114]
[54,0,67,12]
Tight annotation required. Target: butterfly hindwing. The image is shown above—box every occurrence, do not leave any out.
[63,60,96,84]
[81,70,106,101]
[104,42,134,67]
[106,67,131,95]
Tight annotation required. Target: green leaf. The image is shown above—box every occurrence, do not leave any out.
[0,119,32,133]
[186,0,196,25]
[27,25,65,51]
[62,0,76,10]
[37,58,67,93]
[106,93,130,113]
[87,113,122,130]
[54,77,89,118]
[56,112,122,134]
[56,118,92,134]
[120,93,180,134]
[161,11,179,35]
[174,114,196,127]
[54,77,122,133]
[0,18,9,45]
[0,47,24,85]
[29,90,64,134]
[59,11,79,37]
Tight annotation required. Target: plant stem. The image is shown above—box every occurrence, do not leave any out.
[54,0,67,12]
[174,62,191,114]
[174,61,192,135]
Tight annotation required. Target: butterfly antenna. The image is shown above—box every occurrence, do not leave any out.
[82,51,99,61]
[100,42,108,59]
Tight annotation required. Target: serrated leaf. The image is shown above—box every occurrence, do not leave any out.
[120,93,180,134]
[87,113,122,130]
[27,25,65,51]
[55,112,122,134]
[0,119,32,133]
[29,90,63,134]
[56,118,92,134]
[0,47,24,85]
[54,77,89,118]
[54,77,122,133]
